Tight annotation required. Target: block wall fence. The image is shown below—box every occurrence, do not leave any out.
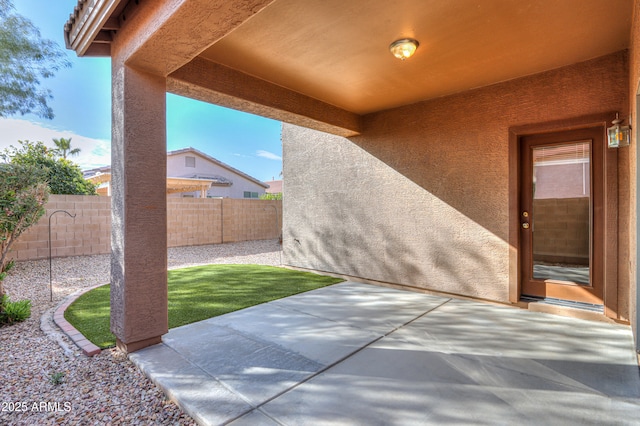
[10,195,282,262]
[532,197,590,265]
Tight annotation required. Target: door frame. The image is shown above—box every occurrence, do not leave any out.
[509,112,619,319]
[520,129,603,303]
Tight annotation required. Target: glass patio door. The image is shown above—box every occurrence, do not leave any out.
[520,128,604,305]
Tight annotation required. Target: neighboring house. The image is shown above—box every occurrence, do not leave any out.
[167,148,268,198]
[84,165,111,178]
[64,0,640,357]
[84,147,268,199]
[264,179,282,194]
[82,165,113,196]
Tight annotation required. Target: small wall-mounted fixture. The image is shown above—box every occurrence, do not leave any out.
[389,38,419,60]
[607,113,631,148]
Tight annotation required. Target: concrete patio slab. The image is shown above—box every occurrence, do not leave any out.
[131,343,253,425]
[269,281,449,334]
[129,281,640,425]
[204,303,378,365]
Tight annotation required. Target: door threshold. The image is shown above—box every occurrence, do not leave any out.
[520,296,604,313]
[519,296,619,323]
[518,295,624,324]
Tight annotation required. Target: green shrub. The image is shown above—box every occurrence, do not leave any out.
[0,295,31,325]
[2,260,14,274]
[49,372,65,386]
[259,192,282,200]
[0,260,14,283]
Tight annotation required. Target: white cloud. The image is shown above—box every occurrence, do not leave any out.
[0,118,111,170]
[256,150,282,161]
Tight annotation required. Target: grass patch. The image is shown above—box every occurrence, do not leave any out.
[64,264,343,348]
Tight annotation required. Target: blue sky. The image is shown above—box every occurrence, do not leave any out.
[0,0,283,182]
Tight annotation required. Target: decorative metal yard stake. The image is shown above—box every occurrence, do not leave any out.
[49,210,76,302]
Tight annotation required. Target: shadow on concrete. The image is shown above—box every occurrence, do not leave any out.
[130,282,640,425]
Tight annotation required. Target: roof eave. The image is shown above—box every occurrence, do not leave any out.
[168,147,269,188]
[65,0,123,56]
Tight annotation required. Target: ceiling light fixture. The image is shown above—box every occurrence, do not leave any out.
[389,38,419,60]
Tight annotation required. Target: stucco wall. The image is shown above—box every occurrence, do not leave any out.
[628,1,640,346]
[283,51,628,305]
[11,195,282,261]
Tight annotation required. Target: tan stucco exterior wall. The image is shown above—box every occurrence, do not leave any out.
[627,1,640,345]
[283,51,629,307]
[11,195,282,261]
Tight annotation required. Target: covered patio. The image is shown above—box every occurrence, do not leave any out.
[87,172,218,197]
[62,2,640,422]
[130,281,640,425]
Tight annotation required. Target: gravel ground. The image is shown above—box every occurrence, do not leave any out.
[0,240,281,426]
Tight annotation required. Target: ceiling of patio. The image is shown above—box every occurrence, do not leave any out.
[198,0,632,115]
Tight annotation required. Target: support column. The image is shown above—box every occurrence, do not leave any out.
[110,58,167,353]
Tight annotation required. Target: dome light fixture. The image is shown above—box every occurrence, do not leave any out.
[389,38,419,60]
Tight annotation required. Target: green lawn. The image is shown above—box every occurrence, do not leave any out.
[64,264,344,348]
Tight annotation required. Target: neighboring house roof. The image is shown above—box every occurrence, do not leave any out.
[264,180,283,193]
[185,174,232,186]
[83,165,111,178]
[83,148,268,189]
[86,171,111,184]
[168,147,268,189]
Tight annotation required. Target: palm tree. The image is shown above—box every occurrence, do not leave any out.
[52,137,80,159]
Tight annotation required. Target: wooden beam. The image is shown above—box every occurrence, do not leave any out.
[83,43,111,57]
[93,31,113,43]
[168,57,361,137]
[102,17,120,31]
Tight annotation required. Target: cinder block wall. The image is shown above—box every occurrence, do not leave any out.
[167,198,222,247]
[532,198,590,264]
[10,195,282,261]
[10,195,111,260]
[222,199,281,243]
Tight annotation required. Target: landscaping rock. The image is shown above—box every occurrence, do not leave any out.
[0,240,281,425]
